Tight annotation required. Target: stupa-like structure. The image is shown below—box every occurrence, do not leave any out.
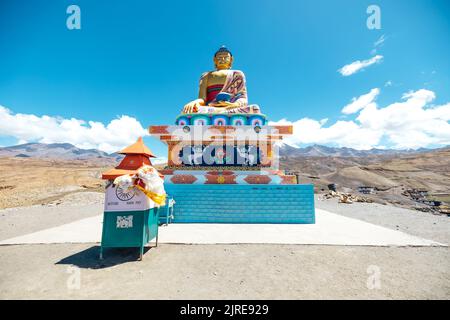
[102,137,156,180]
[149,47,315,223]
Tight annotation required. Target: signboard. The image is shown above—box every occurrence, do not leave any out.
[178,144,262,167]
[104,183,153,212]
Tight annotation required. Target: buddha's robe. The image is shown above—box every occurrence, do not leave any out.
[196,70,260,114]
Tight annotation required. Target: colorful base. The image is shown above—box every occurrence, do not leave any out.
[165,184,315,224]
[161,170,297,184]
[175,113,267,126]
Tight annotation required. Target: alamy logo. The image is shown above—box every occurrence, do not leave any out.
[66,266,81,290]
[366,265,381,289]
[66,5,81,30]
[367,5,381,30]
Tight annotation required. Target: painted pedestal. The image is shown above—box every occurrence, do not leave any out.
[149,113,315,224]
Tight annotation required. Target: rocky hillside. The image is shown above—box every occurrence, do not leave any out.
[278,142,441,158]
[280,146,450,212]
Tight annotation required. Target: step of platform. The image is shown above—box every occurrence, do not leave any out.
[164,184,315,224]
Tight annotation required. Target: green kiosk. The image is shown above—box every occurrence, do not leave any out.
[100,137,163,261]
[100,183,159,260]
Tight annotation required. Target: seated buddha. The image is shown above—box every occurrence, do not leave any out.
[182,46,261,114]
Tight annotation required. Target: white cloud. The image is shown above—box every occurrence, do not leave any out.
[338,55,383,76]
[0,105,149,153]
[270,88,450,150]
[342,88,380,115]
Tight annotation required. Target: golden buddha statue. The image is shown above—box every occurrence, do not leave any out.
[182,46,261,114]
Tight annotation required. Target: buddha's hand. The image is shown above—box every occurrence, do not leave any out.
[183,99,205,113]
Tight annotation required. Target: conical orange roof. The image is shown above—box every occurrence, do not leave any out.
[118,137,156,158]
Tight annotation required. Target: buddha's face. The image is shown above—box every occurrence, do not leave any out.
[214,52,233,70]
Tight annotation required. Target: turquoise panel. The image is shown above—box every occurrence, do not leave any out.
[175,116,190,126]
[190,114,211,125]
[101,208,159,248]
[229,115,247,126]
[211,114,229,126]
[248,114,267,126]
[164,184,315,224]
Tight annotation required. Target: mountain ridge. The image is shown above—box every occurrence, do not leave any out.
[1,142,448,161]
[0,142,121,161]
[278,142,450,158]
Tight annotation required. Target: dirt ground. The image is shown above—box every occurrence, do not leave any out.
[0,192,448,299]
[0,244,448,299]
[0,158,107,209]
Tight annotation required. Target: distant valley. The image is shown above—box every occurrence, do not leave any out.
[279,143,450,211]
[0,142,449,211]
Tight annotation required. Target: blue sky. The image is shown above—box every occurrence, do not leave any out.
[0,0,449,156]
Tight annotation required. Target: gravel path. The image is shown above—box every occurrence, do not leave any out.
[0,244,448,299]
[0,192,103,241]
[315,195,450,244]
[0,192,448,299]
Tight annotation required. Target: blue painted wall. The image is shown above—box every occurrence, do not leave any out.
[164,184,315,224]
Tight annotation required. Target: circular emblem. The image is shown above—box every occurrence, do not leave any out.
[115,185,136,201]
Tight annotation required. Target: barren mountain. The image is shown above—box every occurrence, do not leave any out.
[281,146,450,210]
[278,143,440,158]
[0,143,121,163]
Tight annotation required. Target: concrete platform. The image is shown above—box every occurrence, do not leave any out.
[0,209,445,247]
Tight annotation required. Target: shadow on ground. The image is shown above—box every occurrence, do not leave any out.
[56,246,155,269]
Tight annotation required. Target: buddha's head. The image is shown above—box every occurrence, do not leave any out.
[214,46,233,70]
